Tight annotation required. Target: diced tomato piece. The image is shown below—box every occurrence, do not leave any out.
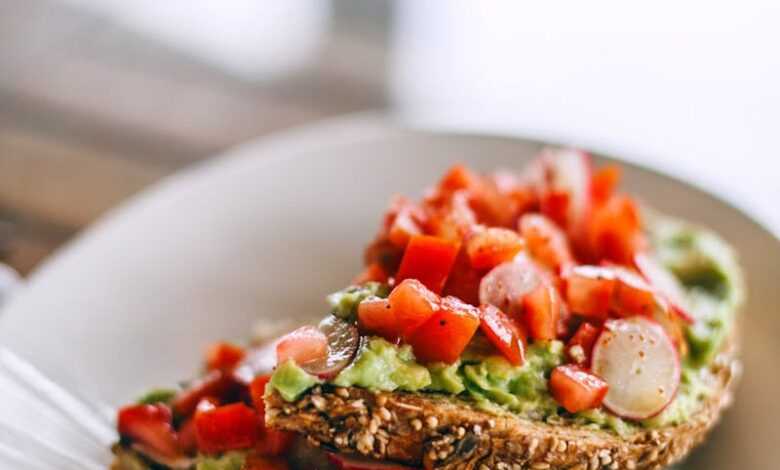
[586,195,646,264]
[275,326,328,367]
[439,164,479,192]
[353,262,389,285]
[255,428,296,457]
[549,365,609,413]
[425,191,478,242]
[249,375,271,416]
[565,266,616,320]
[364,237,404,275]
[171,370,238,417]
[591,165,621,205]
[395,235,460,293]
[177,418,198,455]
[478,304,525,365]
[540,190,570,228]
[406,296,480,363]
[195,403,258,454]
[566,323,601,366]
[465,227,524,270]
[519,214,574,273]
[611,268,657,316]
[357,297,399,343]
[442,248,483,306]
[388,279,440,339]
[117,404,182,459]
[205,342,245,372]
[388,207,422,248]
[244,454,291,470]
[521,283,560,341]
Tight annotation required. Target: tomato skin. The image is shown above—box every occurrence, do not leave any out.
[117,403,182,459]
[442,248,483,306]
[549,365,609,413]
[479,304,525,365]
[521,283,560,341]
[465,227,524,270]
[205,342,246,372]
[353,262,388,285]
[439,164,478,192]
[591,165,621,205]
[275,326,328,367]
[171,370,238,418]
[177,417,198,455]
[565,266,616,320]
[357,297,400,343]
[587,195,646,264]
[244,454,291,470]
[519,214,574,273]
[395,235,460,294]
[611,268,657,317]
[195,403,258,454]
[407,296,480,364]
[426,190,478,242]
[566,323,601,366]
[540,190,570,229]
[388,279,440,340]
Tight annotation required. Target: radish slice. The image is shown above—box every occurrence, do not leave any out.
[591,317,680,420]
[635,253,695,323]
[541,148,593,232]
[479,254,540,315]
[301,316,361,379]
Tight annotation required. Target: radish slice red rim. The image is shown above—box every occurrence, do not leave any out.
[591,317,681,420]
[479,253,540,314]
[301,315,361,379]
[541,148,593,232]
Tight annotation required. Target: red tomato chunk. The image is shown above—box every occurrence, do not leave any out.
[205,342,245,372]
[565,266,616,320]
[522,283,560,341]
[395,235,460,294]
[357,297,399,343]
[478,304,525,365]
[465,227,524,270]
[195,403,258,454]
[117,403,182,459]
[407,296,480,363]
[389,279,439,340]
[566,322,601,366]
[549,364,609,413]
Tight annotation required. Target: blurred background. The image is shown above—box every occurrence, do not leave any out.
[0,0,778,276]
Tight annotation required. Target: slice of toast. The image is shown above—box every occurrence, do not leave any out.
[266,339,739,470]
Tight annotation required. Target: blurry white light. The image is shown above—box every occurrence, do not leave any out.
[59,0,331,81]
[391,0,780,235]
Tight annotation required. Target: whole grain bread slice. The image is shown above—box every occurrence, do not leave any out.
[265,340,739,470]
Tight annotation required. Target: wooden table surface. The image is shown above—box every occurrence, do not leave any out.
[0,0,389,275]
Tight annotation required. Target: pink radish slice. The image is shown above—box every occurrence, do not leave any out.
[591,317,681,420]
[541,148,593,232]
[479,254,540,315]
[635,253,695,323]
[301,315,361,379]
[327,452,416,470]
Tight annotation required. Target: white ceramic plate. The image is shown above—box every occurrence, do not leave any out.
[1,116,778,469]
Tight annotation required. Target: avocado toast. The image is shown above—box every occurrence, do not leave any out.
[112,149,743,470]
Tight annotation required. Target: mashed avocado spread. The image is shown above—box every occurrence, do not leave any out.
[269,218,743,434]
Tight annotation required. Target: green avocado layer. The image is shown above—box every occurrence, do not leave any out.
[269,218,743,434]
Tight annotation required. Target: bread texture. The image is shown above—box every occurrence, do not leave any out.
[266,341,739,470]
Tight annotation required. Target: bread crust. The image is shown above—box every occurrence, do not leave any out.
[266,342,739,470]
